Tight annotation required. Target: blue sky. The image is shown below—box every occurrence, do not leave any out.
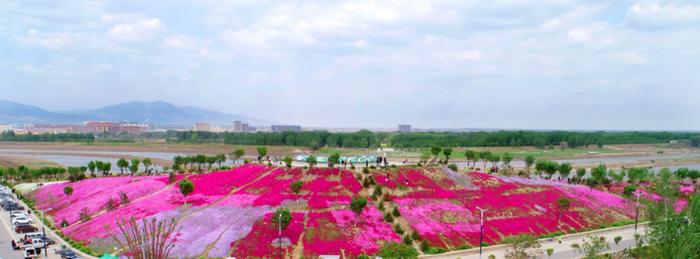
[1,0,699,130]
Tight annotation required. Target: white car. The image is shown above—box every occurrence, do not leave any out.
[12,216,32,225]
[11,211,29,218]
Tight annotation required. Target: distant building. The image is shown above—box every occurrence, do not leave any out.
[233,121,243,132]
[398,124,412,132]
[193,122,212,132]
[83,121,150,134]
[271,125,302,132]
[0,125,10,132]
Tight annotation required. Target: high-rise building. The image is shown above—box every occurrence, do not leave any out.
[398,124,412,132]
[233,121,243,132]
[193,122,211,132]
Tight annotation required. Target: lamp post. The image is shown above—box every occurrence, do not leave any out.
[278,213,282,259]
[477,207,488,259]
[634,191,641,234]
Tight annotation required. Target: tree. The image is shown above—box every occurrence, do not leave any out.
[465,150,477,167]
[579,236,609,259]
[502,152,513,168]
[129,159,140,174]
[63,186,74,203]
[290,180,303,196]
[111,217,178,259]
[328,152,341,168]
[480,151,492,169]
[442,148,453,163]
[142,158,153,172]
[272,207,292,231]
[558,163,572,180]
[613,236,622,248]
[231,148,245,165]
[590,164,607,183]
[503,234,541,259]
[546,248,554,259]
[306,155,318,167]
[576,168,586,182]
[430,146,442,163]
[179,179,194,206]
[489,154,501,169]
[87,161,96,174]
[101,162,111,175]
[377,243,418,259]
[556,197,571,226]
[535,160,559,179]
[117,158,128,175]
[214,154,226,168]
[350,196,367,216]
[525,155,535,173]
[256,146,267,162]
[283,156,293,168]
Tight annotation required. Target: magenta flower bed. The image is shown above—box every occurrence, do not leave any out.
[230,212,306,258]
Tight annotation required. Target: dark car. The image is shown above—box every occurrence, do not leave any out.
[39,236,56,245]
[6,204,25,211]
[56,248,78,259]
[15,224,38,233]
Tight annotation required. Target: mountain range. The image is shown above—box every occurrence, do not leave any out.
[0,100,268,126]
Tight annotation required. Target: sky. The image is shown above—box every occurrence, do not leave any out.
[1,0,699,130]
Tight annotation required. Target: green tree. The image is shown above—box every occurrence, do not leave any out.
[179,179,194,206]
[465,150,477,167]
[576,168,586,182]
[590,164,607,184]
[256,146,267,162]
[214,154,226,167]
[350,196,367,216]
[558,163,572,180]
[480,151,492,169]
[328,152,341,168]
[63,186,74,203]
[546,248,554,259]
[525,155,536,173]
[101,162,111,175]
[503,234,541,259]
[290,180,303,196]
[377,243,418,259]
[430,146,442,163]
[129,159,140,174]
[117,158,128,175]
[579,236,609,259]
[306,155,318,167]
[502,152,513,168]
[272,207,292,231]
[231,148,245,165]
[442,148,453,163]
[283,156,293,168]
[613,236,622,247]
[87,161,96,174]
[142,158,153,172]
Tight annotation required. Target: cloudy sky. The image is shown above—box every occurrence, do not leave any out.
[1,0,699,130]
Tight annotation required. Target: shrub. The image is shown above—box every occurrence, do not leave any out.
[378,202,385,211]
[420,240,430,252]
[60,219,69,227]
[403,234,412,245]
[378,243,418,259]
[362,167,370,174]
[104,198,117,211]
[272,207,293,230]
[384,212,394,223]
[79,207,92,221]
[392,207,401,217]
[394,224,404,235]
[358,255,370,259]
[373,186,383,196]
[426,247,446,254]
[624,185,638,196]
[119,191,130,205]
[448,163,459,171]
[411,231,421,241]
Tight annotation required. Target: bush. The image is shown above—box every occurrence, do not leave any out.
[378,243,418,259]
[403,234,412,245]
[373,186,383,196]
[104,198,117,211]
[363,167,370,174]
[394,224,404,235]
[384,212,394,223]
[420,240,430,252]
[119,191,130,205]
[426,247,446,254]
[79,207,92,221]
[358,255,370,259]
[448,163,459,171]
[411,231,421,241]
[392,207,401,217]
[624,185,638,196]
[378,202,385,211]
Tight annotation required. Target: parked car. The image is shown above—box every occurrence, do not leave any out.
[5,204,25,211]
[55,247,78,259]
[15,224,38,234]
[12,216,33,225]
[11,212,29,219]
[39,236,56,245]
[24,246,39,259]
[27,238,47,249]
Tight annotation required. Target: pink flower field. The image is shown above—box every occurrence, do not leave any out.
[29,165,644,257]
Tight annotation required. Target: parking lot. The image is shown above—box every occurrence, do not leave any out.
[0,185,80,259]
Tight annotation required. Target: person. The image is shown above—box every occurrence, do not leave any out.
[11,239,16,250]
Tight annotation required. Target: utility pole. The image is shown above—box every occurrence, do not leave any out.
[477,207,488,259]
[42,210,47,257]
[278,213,282,259]
[634,191,641,234]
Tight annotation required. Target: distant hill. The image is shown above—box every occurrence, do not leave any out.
[0,100,267,126]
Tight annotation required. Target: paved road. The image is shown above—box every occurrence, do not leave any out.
[421,224,647,259]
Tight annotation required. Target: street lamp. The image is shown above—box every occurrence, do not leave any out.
[477,207,488,259]
[634,191,641,234]
[278,213,282,259]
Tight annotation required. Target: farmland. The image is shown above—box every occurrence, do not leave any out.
[28,164,648,258]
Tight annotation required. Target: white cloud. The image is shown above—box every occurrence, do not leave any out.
[626,2,700,28]
[107,18,164,42]
[18,30,81,49]
[566,24,615,46]
[622,51,649,65]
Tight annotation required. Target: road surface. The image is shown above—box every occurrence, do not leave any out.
[421,224,647,259]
